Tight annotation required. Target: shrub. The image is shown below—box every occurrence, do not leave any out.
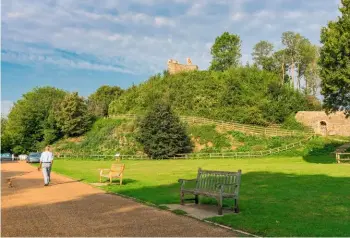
[136,103,193,159]
[281,114,307,131]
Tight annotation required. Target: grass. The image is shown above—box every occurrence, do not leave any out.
[49,144,350,237]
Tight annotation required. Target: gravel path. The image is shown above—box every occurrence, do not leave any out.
[1,161,237,237]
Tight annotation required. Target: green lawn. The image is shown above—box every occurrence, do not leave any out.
[50,153,350,237]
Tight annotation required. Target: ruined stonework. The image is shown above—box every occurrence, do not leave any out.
[167,58,199,75]
[295,111,350,136]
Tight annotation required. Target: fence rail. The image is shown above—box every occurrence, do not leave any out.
[111,114,314,137]
[336,153,350,163]
[56,114,314,160]
[56,135,314,160]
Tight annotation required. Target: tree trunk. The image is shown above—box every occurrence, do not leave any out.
[291,61,294,88]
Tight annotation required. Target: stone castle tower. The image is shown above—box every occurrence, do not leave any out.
[167,58,199,75]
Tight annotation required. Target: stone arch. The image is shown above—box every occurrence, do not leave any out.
[319,120,328,136]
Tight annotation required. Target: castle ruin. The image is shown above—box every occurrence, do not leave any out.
[295,111,350,136]
[167,58,199,75]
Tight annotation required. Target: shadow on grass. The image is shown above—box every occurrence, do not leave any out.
[110,171,350,237]
[101,178,138,186]
[303,142,341,164]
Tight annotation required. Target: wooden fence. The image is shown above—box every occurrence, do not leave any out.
[336,153,350,163]
[56,136,314,160]
[111,114,314,137]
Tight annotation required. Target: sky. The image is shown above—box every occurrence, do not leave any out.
[1,0,341,117]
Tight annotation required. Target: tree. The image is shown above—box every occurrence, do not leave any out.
[1,118,12,153]
[4,87,67,152]
[319,0,350,116]
[56,92,92,137]
[88,85,124,117]
[304,48,320,96]
[282,31,303,88]
[281,31,320,93]
[252,40,274,70]
[136,103,192,159]
[272,49,290,84]
[210,32,241,71]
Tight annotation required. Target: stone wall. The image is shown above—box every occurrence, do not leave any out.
[295,111,350,136]
[167,58,199,75]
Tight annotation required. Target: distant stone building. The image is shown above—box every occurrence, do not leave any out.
[295,111,350,136]
[167,58,199,75]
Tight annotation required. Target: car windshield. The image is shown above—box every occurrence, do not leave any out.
[29,153,41,157]
[1,153,11,156]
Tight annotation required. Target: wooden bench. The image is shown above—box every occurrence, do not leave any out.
[99,163,125,184]
[178,168,241,215]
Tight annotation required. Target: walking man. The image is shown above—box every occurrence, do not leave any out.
[38,146,54,186]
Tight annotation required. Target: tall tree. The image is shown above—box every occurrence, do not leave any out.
[210,32,241,71]
[1,118,12,153]
[319,0,350,116]
[4,87,67,152]
[136,103,192,159]
[56,92,92,137]
[88,85,124,117]
[304,47,320,96]
[282,31,303,88]
[252,40,274,70]
[272,49,290,84]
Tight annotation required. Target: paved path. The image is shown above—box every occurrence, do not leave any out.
[1,161,237,237]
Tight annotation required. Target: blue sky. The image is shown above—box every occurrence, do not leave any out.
[1,0,340,116]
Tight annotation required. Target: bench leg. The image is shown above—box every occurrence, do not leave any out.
[180,191,185,205]
[195,195,199,204]
[234,199,240,213]
[120,176,123,185]
[217,196,223,215]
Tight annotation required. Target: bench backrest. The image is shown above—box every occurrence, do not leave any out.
[110,163,125,176]
[195,168,241,195]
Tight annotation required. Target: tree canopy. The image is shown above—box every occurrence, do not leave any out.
[136,103,192,159]
[88,85,124,117]
[3,87,67,153]
[56,92,92,137]
[210,32,241,71]
[319,0,350,116]
[252,40,274,70]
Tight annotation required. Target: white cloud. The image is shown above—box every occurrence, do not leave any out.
[284,10,303,19]
[231,12,246,21]
[1,101,14,118]
[253,10,276,19]
[154,17,176,27]
[1,0,341,75]
[186,2,206,16]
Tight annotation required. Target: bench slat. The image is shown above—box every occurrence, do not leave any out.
[179,168,242,215]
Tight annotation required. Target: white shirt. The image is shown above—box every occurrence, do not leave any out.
[40,151,54,163]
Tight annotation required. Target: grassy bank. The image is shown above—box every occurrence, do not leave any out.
[50,149,350,237]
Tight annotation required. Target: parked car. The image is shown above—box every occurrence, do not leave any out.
[19,154,28,161]
[26,152,41,163]
[0,153,13,161]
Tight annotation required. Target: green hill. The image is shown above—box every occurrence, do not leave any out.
[109,67,320,126]
[53,116,316,157]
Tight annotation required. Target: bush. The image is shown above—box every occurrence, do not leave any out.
[281,114,307,131]
[136,103,193,159]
